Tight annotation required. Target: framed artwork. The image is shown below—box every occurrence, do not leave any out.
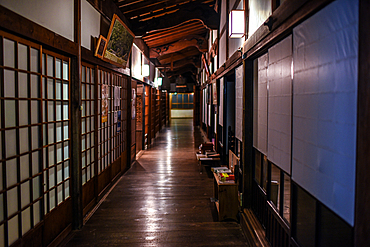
[103,14,135,68]
[102,84,108,123]
[94,35,107,59]
[212,81,217,105]
[132,88,136,119]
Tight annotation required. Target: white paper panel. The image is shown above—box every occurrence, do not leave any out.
[235,65,243,141]
[33,201,41,225]
[0,194,3,220]
[0,164,2,191]
[22,208,31,235]
[219,78,224,126]
[6,159,17,188]
[8,215,18,245]
[0,0,74,41]
[7,187,18,216]
[267,35,292,174]
[21,181,30,208]
[253,54,268,155]
[19,127,29,154]
[292,0,358,226]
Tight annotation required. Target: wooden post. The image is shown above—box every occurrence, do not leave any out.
[355,0,370,245]
[242,59,253,208]
[71,0,83,230]
[128,57,133,165]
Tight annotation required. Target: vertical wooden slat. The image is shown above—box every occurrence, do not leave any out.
[226,0,229,60]
[39,44,45,225]
[94,66,99,201]
[26,43,35,230]
[71,0,83,230]
[15,40,23,241]
[355,0,370,245]
[0,34,9,247]
[242,59,253,209]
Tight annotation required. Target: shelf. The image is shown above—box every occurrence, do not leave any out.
[213,171,239,221]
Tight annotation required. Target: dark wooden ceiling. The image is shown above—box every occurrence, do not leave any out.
[113,0,219,86]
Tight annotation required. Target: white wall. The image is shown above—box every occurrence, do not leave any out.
[171,109,193,118]
[81,0,101,50]
[0,0,74,41]
[218,0,227,67]
[292,0,358,226]
[248,0,271,38]
[219,31,227,67]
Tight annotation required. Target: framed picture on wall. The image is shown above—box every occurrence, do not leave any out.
[94,35,107,59]
[102,84,108,123]
[103,14,135,68]
[212,81,217,105]
[132,88,136,119]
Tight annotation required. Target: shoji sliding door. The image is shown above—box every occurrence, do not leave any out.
[0,31,72,246]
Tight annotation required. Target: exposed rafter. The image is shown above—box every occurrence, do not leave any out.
[158,56,201,70]
[113,0,218,91]
[149,36,207,58]
[166,67,198,79]
[130,2,219,36]
[157,47,201,65]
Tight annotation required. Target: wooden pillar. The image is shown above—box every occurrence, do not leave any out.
[226,0,229,60]
[71,0,83,230]
[128,57,133,165]
[355,0,370,245]
[242,59,253,208]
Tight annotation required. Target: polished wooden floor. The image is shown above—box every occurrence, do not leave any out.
[65,119,248,246]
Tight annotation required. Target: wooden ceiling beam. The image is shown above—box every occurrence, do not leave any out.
[143,27,206,46]
[142,20,205,40]
[157,47,200,64]
[158,56,201,70]
[164,66,197,78]
[150,36,207,58]
[117,0,145,8]
[158,52,201,67]
[145,32,207,48]
[142,0,216,19]
[120,0,189,16]
[117,0,154,8]
[131,2,219,36]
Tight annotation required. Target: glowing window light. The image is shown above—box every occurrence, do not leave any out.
[229,10,245,38]
[142,64,150,77]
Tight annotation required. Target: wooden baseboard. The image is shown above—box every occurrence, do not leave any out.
[240,209,271,247]
[48,224,72,247]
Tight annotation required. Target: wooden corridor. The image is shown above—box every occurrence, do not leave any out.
[64,119,248,246]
